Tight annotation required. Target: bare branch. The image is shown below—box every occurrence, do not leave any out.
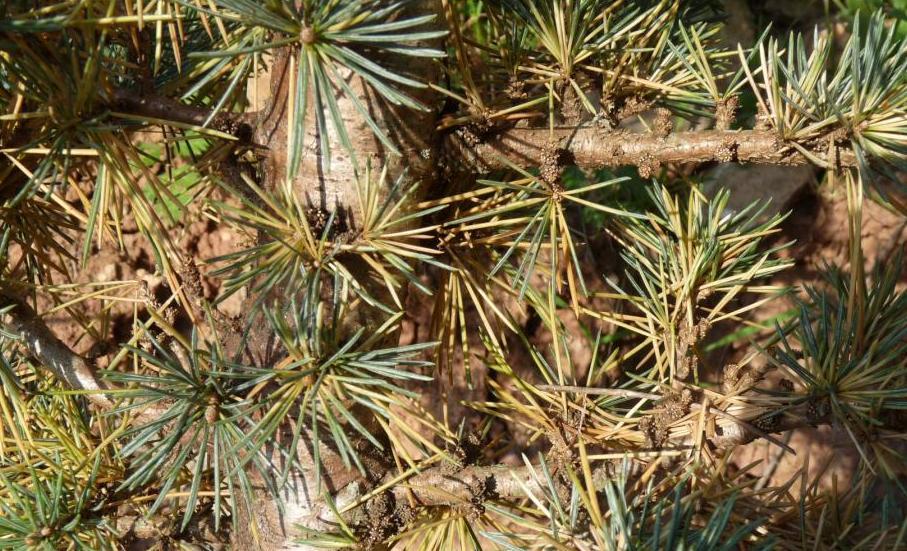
[389,464,545,507]
[537,384,660,401]
[0,293,112,409]
[446,127,857,173]
[107,88,255,143]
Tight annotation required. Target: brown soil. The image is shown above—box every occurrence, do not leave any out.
[729,185,907,494]
[23,186,245,367]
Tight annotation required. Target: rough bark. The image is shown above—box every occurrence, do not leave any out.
[448,127,857,174]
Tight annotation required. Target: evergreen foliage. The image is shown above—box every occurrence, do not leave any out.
[2,0,907,549]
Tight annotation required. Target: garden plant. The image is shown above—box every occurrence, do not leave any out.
[2,0,907,549]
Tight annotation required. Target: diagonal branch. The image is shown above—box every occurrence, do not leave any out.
[0,292,112,409]
[107,88,255,143]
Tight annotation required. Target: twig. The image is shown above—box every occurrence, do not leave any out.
[536,384,660,401]
[538,384,798,453]
[755,431,794,491]
[389,464,544,507]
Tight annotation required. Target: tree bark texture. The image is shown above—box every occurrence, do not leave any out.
[231,2,445,548]
[447,127,857,174]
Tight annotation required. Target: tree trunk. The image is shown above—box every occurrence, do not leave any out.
[231,2,444,548]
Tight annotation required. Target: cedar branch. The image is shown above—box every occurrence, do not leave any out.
[107,88,255,143]
[447,127,857,172]
[0,293,112,409]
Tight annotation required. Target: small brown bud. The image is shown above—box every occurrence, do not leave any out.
[300,26,317,45]
[205,394,220,424]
